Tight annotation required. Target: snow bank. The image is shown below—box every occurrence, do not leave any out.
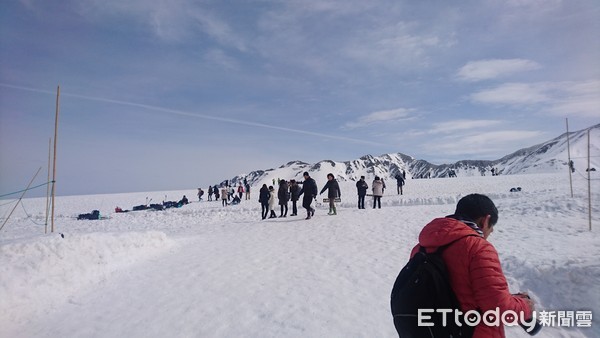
[0,231,175,334]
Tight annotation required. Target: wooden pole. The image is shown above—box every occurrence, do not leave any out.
[566,118,574,197]
[588,129,592,231]
[45,137,51,234]
[51,86,60,233]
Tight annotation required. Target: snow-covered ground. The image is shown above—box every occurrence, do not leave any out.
[1,172,598,337]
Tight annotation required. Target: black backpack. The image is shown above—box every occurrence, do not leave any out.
[390,237,475,338]
[77,210,100,220]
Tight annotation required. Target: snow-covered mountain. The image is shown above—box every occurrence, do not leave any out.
[226,123,599,187]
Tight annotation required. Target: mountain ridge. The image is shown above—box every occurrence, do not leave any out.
[225,124,599,187]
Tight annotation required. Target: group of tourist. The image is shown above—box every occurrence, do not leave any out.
[255,171,409,220]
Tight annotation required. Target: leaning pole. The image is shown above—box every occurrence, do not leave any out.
[51,86,60,233]
[588,129,592,231]
[566,118,573,198]
[45,137,51,234]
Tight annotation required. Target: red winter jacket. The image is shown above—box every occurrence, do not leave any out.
[410,217,532,338]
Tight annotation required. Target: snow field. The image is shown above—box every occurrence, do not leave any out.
[0,172,598,337]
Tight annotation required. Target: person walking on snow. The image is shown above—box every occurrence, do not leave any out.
[278,179,289,217]
[213,185,219,200]
[228,186,234,202]
[237,185,244,200]
[372,176,384,209]
[208,186,213,201]
[220,186,228,206]
[394,173,405,195]
[259,184,270,220]
[319,173,341,215]
[298,172,318,220]
[289,179,300,216]
[268,186,277,218]
[356,176,368,209]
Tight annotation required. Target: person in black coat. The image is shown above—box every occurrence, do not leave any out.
[258,184,270,220]
[213,185,220,200]
[320,173,341,215]
[289,179,300,216]
[179,195,189,205]
[356,176,368,209]
[278,179,289,217]
[298,172,318,220]
[394,173,405,195]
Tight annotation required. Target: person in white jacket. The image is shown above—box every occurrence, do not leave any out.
[268,186,277,218]
[372,176,384,209]
[221,187,228,207]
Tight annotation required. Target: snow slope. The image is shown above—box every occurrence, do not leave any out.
[1,172,599,337]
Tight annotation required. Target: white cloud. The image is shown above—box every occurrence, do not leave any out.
[470,82,549,105]
[190,10,248,52]
[547,80,600,118]
[284,0,374,16]
[503,0,562,11]
[77,0,193,41]
[457,59,541,82]
[343,22,449,71]
[458,130,543,146]
[430,120,504,133]
[470,80,600,118]
[71,0,247,49]
[423,130,544,157]
[343,108,415,129]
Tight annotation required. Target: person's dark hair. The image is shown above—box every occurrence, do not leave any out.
[327,173,334,179]
[303,171,309,177]
[454,194,498,226]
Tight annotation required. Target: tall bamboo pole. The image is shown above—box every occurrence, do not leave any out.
[566,118,573,197]
[588,129,592,231]
[51,86,60,233]
[45,137,51,234]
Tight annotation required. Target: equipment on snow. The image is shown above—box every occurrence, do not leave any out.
[77,210,100,220]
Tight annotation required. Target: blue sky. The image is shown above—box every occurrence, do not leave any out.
[1,0,599,196]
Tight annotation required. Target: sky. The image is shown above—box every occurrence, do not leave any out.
[1,0,599,196]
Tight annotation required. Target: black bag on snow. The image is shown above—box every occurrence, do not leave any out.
[162,201,179,209]
[390,238,474,338]
[149,203,164,211]
[77,210,100,220]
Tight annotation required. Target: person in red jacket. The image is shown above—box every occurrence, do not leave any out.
[410,194,535,337]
